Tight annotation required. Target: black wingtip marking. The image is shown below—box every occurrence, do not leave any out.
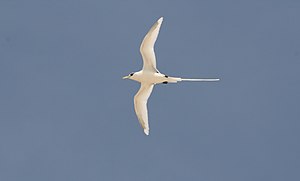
[163,81,168,84]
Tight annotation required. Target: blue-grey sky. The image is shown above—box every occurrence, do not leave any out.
[1,0,299,180]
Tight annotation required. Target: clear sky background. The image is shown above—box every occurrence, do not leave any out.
[1,0,299,180]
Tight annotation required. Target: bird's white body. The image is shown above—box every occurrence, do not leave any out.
[130,71,165,84]
[130,71,180,84]
[123,17,219,135]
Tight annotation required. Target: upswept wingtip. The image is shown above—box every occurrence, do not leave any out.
[158,17,163,23]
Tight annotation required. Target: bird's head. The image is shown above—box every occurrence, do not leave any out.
[122,72,135,80]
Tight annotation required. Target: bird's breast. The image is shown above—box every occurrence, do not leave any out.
[135,72,166,84]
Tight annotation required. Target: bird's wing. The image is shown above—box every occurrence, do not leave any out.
[140,17,163,72]
[134,83,154,135]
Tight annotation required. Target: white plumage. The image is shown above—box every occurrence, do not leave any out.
[134,84,154,135]
[123,17,219,135]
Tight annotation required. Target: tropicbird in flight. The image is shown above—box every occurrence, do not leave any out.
[123,17,219,135]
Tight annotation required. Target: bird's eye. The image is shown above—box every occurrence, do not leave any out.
[130,73,134,76]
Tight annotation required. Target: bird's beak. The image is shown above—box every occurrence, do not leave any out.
[122,75,130,79]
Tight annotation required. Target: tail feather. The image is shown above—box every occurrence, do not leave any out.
[166,76,219,83]
[181,78,220,82]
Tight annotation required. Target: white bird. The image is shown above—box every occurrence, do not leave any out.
[123,17,219,135]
